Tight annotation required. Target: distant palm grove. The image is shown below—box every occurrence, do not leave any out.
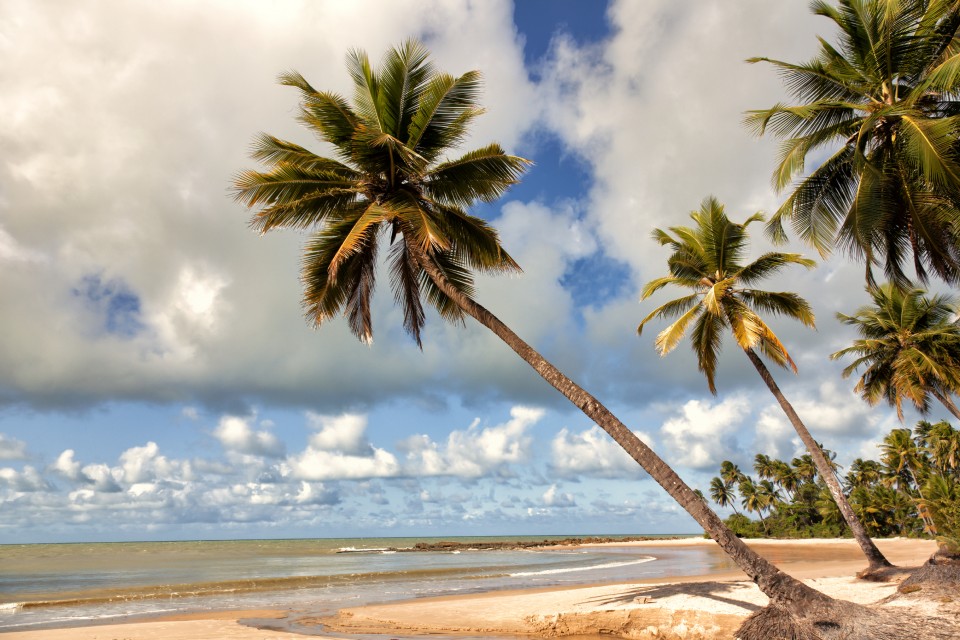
[709,420,960,545]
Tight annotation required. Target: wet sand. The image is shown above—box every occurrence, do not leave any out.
[0,538,941,640]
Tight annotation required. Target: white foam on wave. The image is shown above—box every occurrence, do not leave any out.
[0,603,23,614]
[509,556,656,577]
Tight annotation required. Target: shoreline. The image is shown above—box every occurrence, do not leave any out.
[0,537,942,640]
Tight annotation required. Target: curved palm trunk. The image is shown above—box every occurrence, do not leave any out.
[414,251,831,610]
[932,389,960,422]
[743,348,893,570]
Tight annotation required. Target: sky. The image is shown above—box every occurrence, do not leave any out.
[0,0,938,543]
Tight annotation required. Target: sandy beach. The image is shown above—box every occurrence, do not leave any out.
[1,537,943,640]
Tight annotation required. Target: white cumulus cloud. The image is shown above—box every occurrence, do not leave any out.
[551,424,651,479]
[214,415,285,458]
[399,406,541,478]
[290,413,400,480]
[659,396,751,469]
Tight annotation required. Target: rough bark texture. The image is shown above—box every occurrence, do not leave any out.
[413,250,830,612]
[898,546,960,596]
[738,599,958,640]
[743,348,893,572]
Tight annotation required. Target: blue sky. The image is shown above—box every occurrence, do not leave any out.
[0,0,929,543]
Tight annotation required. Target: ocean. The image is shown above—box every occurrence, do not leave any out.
[0,534,730,635]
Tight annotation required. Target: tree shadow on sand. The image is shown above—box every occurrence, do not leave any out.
[583,581,763,613]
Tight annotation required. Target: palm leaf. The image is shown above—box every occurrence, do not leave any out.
[426,145,531,207]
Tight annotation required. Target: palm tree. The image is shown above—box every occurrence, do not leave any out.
[234,40,840,628]
[882,427,937,533]
[720,460,746,486]
[917,420,960,475]
[740,478,770,534]
[792,454,819,485]
[847,458,884,488]
[772,459,800,499]
[747,0,960,288]
[639,197,892,570]
[754,453,778,481]
[709,476,741,515]
[831,284,960,421]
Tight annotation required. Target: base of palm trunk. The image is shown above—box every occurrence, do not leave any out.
[736,599,957,639]
[855,564,912,582]
[896,547,960,595]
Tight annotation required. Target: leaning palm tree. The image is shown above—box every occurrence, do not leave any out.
[234,40,896,638]
[709,476,741,515]
[747,0,960,288]
[638,196,893,571]
[832,284,960,420]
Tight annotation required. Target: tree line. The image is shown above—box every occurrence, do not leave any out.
[708,420,960,548]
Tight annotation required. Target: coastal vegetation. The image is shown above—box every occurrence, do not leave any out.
[707,420,960,548]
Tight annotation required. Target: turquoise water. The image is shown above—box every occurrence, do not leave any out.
[0,535,722,634]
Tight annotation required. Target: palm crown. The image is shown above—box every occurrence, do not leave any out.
[638,197,816,393]
[831,283,960,418]
[747,0,960,287]
[234,40,530,346]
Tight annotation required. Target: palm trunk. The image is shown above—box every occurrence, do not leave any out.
[757,509,768,534]
[743,348,893,570]
[932,389,960,422]
[906,466,938,535]
[414,251,831,610]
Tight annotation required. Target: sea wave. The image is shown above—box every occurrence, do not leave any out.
[509,556,656,577]
[3,563,520,611]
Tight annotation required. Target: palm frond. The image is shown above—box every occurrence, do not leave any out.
[637,294,699,336]
[377,39,433,138]
[691,311,724,394]
[738,290,817,328]
[408,71,484,159]
[387,239,426,347]
[426,145,531,207]
[737,252,817,285]
[654,303,703,356]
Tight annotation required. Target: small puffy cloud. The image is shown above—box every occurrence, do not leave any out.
[294,481,340,506]
[542,483,576,507]
[0,465,52,492]
[213,415,285,458]
[49,450,122,492]
[659,396,751,469]
[399,406,541,478]
[51,449,85,481]
[289,413,400,480]
[551,424,651,479]
[304,413,371,456]
[0,434,28,460]
[81,463,123,492]
[119,442,173,484]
